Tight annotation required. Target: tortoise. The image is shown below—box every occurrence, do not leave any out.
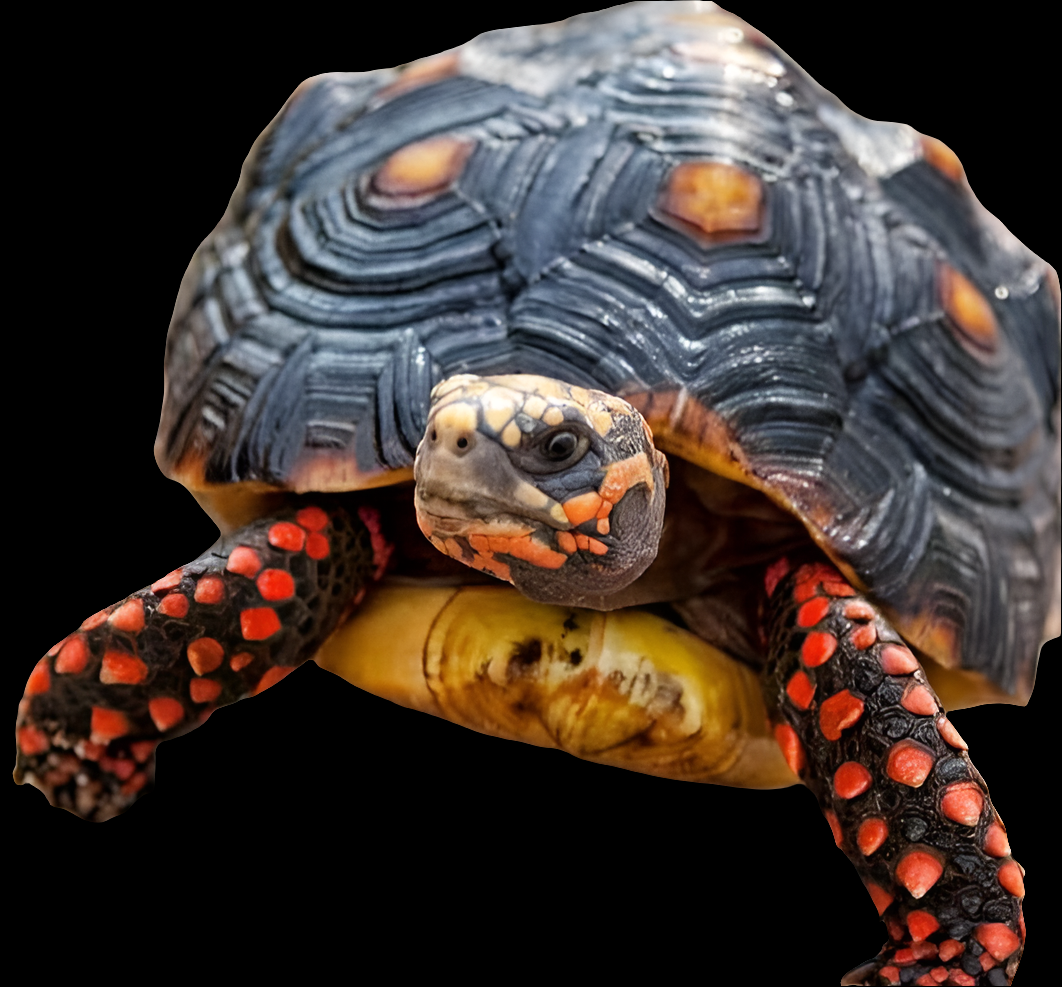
[14,3,1058,983]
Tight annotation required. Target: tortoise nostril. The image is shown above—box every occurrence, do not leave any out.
[431,430,437,442]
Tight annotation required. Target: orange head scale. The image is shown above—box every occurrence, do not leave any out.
[414,374,669,607]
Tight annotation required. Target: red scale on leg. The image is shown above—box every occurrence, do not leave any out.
[801,631,836,667]
[25,659,51,695]
[99,650,148,685]
[797,597,830,627]
[158,592,190,617]
[785,669,815,709]
[108,598,145,633]
[886,740,935,787]
[818,689,864,740]
[268,522,305,552]
[194,575,225,604]
[857,817,888,856]
[54,634,89,673]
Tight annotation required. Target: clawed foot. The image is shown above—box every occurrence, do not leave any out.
[842,927,1022,984]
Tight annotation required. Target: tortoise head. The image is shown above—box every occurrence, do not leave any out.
[414,374,669,606]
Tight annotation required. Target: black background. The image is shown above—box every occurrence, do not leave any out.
[10,4,1056,981]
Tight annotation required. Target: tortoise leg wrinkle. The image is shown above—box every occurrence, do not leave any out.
[763,562,1026,986]
[14,504,385,821]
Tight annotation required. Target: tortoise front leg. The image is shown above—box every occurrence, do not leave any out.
[15,503,388,821]
[763,562,1026,986]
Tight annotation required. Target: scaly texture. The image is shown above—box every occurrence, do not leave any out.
[14,503,385,821]
[763,561,1025,985]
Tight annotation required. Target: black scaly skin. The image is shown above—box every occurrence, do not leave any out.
[763,562,1025,986]
[14,504,378,821]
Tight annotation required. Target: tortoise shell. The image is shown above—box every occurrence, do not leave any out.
[155,2,1060,703]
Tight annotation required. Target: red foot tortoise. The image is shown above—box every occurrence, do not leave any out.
[15,4,1059,984]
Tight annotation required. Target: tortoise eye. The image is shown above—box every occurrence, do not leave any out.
[544,431,579,461]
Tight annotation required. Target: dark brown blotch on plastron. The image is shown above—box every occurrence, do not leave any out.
[371,135,475,202]
[657,160,765,243]
[509,638,543,673]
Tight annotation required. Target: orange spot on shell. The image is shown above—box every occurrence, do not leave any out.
[907,910,940,942]
[148,697,184,733]
[773,722,805,775]
[108,598,145,634]
[91,706,131,742]
[921,134,964,183]
[17,724,50,755]
[881,644,919,675]
[189,678,222,704]
[850,623,877,649]
[563,491,603,526]
[801,631,836,667]
[940,263,999,352]
[257,569,295,601]
[26,659,51,695]
[886,740,935,787]
[833,761,872,799]
[151,569,184,593]
[295,506,329,531]
[941,782,984,826]
[230,651,254,672]
[819,689,864,740]
[857,817,888,856]
[158,592,190,617]
[936,716,968,750]
[377,52,461,100]
[974,923,1021,961]
[374,135,474,198]
[901,683,938,716]
[984,822,1011,858]
[865,882,894,916]
[306,533,330,560]
[824,809,843,848]
[251,665,295,696]
[241,607,282,640]
[194,575,225,604]
[227,546,262,578]
[785,669,815,709]
[896,850,944,899]
[797,597,830,628]
[998,860,1025,897]
[269,522,305,552]
[660,160,763,238]
[100,650,148,685]
[187,637,224,675]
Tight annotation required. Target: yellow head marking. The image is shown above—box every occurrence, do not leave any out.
[500,421,522,448]
[543,406,565,426]
[434,401,478,434]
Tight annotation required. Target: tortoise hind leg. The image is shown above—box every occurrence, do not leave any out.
[15,503,389,821]
[763,561,1026,986]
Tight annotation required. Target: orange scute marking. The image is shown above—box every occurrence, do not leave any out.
[824,809,843,848]
[306,533,330,560]
[189,678,222,705]
[857,817,888,856]
[801,631,836,667]
[187,637,225,675]
[833,761,871,799]
[850,623,877,649]
[100,651,148,685]
[938,940,964,962]
[998,860,1025,897]
[230,651,254,672]
[257,569,296,601]
[252,665,295,696]
[151,568,184,593]
[557,531,577,554]
[158,592,190,617]
[941,782,984,826]
[108,598,145,633]
[785,669,815,710]
[17,724,50,755]
[907,910,940,943]
[974,923,1021,961]
[269,522,306,552]
[921,134,964,183]
[865,882,894,916]
[886,740,935,787]
[880,644,919,675]
[295,506,329,531]
[843,600,875,621]
[984,822,1011,858]
[819,689,864,741]
[901,684,938,716]
[773,723,805,775]
[797,597,830,628]
[81,608,113,631]
[373,135,474,198]
[241,607,282,640]
[147,697,185,732]
[660,160,763,237]
[896,851,944,899]
[936,716,968,750]
[940,264,999,351]
[563,491,603,526]
[194,575,225,604]
[26,659,51,695]
[227,546,262,577]
[91,706,131,742]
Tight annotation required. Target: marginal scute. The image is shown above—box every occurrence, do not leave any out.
[658,160,764,240]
